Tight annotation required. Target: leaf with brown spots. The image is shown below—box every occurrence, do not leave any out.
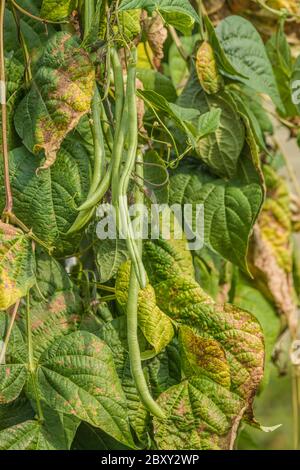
[14,32,95,170]
[35,330,134,447]
[143,237,264,449]
[0,222,35,311]
[154,377,244,450]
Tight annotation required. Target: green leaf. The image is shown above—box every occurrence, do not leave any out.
[266,26,297,117]
[137,69,177,102]
[229,88,268,152]
[193,248,221,300]
[195,108,221,140]
[36,331,134,447]
[119,1,200,33]
[0,418,76,450]
[0,142,91,256]
[216,16,283,112]
[0,396,34,431]
[169,145,263,271]
[204,16,245,79]
[158,10,194,35]
[94,238,128,284]
[0,222,35,311]
[40,0,76,21]
[117,9,141,40]
[14,32,95,170]
[116,261,174,356]
[0,315,27,405]
[0,56,24,150]
[4,6,56,62]
[178,73,245,178]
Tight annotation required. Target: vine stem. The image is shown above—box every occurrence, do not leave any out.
[197,0,206,40]
[167,26,188,62]
[11,3,32,85]
[0,0,13,216]
[26,292,44,423]
[0,300,20,364]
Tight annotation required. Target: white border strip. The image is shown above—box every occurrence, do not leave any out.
[0,80,6,105]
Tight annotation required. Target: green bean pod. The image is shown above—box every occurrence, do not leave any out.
[118,48,147,289]
[126,152,165,420]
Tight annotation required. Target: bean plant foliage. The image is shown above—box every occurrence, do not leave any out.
[0,0,300,451]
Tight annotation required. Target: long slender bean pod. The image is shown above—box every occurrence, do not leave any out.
[90,87,106,194]
[126,152,165,420]
[118,48,147,288]
[76,162,112,212]
[110,48,126,205]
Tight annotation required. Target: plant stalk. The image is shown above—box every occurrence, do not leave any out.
[0,0,13,216]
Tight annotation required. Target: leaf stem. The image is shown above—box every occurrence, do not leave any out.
[255,0,287,17]
[26,292,44,423]
[11,3,32,85]
[0,0,13,216]
[168,26,188,62]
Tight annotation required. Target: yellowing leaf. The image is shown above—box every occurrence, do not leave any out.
[196,42,223,94]
[0,222,35,311]
[248,165,298,334]
[179,325,231,388]
[137,42,153,69]
[40,0,76,21]
[15,33,95,170]
[144,240,264,434]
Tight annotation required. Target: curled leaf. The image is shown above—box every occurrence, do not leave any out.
[248,166,298,334]
[143,13,168,69]
[196,41,223,94]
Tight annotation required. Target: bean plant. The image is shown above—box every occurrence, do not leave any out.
[0,0,300,451]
